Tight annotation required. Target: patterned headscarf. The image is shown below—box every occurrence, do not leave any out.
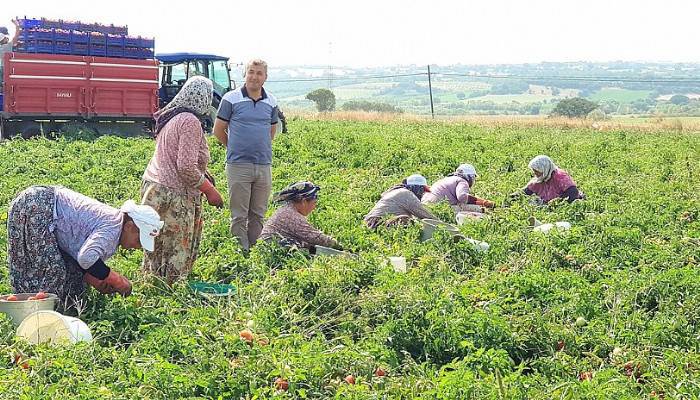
[154,76,213,136]
[274,181,320,203]
[528,155,558,183]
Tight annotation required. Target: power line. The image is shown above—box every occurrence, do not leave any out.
[266,71,700,85]
[266,72,426,83]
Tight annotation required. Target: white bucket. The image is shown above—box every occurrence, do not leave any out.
[16,310,92,345]
[533,221,572,234]
[388,256,407,273]
[420,219,461,241]
[0,293,58,327]
[465,238,490,253]
[456,211,486,225]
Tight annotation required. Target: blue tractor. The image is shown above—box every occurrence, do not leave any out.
[156,53,286,133]
[156,53,233,131]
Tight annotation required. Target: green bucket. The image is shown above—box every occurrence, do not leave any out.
[188,281,236,297]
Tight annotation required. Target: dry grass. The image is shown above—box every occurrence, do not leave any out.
[285,109,700,133]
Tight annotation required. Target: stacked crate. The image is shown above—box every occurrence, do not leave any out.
[14,17,155,59]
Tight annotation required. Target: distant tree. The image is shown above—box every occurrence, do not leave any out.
[306,88,336,112]
[456,92,466,100]
[551,97,599,118]
[551,87,561,96]
[341,100,403,113]
[670,94,690,105]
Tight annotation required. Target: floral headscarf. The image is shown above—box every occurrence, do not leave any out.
[154,76,213,136]
[528,155,558,183]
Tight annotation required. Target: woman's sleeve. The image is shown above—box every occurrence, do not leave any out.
[404,192,437,220]
[176,116,207,188]
[455,181,471,203]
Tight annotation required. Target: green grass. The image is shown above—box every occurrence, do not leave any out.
[0,121,698,398]
[589,88,652,103]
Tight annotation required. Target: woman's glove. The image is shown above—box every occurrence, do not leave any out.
[199,179,224,208]
[103,270,133,296]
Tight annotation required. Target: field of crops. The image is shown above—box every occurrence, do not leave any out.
[0,120,699,398]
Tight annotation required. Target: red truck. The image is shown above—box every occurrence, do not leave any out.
[1,52,159,138]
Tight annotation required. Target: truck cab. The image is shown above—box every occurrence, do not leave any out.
[156,53,235,130]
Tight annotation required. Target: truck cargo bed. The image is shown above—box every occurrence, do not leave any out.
[2,52,158,119]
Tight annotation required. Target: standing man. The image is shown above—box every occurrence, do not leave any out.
[213,59,279,250]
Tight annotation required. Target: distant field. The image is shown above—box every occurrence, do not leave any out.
[466,93,556,104]
[589,88,652,103]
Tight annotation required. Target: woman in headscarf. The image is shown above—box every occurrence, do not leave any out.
[512,155,585,204]
[364,174,438,229]
[260,181,340,250]
[141,76,223,283]
[422,163,495,212]
[6,186,163,305]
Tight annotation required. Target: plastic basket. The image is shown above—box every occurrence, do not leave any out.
[72,31,89,44]
[188,281,236,297]
[71,43,88,55]
[55,42,71,54]
[107,46,124,57]
[89,44,106,56]
[107,35,124,46]
[17,18,42,29]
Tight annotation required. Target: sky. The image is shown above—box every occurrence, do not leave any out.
[4,0,700,68]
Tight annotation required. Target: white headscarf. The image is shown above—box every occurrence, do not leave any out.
[120,200,165,252]
[528,155,558,183]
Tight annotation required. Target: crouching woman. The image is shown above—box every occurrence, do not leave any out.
[6,185,163,305]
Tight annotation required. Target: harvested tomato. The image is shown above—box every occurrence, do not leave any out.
[344,375,355,384]
[5,295,18,301]
[27,296,37,301]
[35,292,48,300]
[274,377,289,391]
[239,329,254,344]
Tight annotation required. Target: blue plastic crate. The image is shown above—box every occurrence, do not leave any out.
[55,41,71,54]
[55,31,71,41]
[124,36,140,47]
[89,33,106,44]
[24,29,54,41]
[141,38,155,48]
[107,46,124,57]
[25,41,55,53]
[61,21,80,31]
[89,44,106,56]
[72,31,89,44]
[72,43,89,55]
[107,35,124,46]
[123,47,141,58]
[18,18,42,29]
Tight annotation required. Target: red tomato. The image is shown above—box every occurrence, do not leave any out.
[35,292,48,300]
[5,295,18,301]
[556,340,565,351]
[375,368,387,377]
[239,329,254,344]
[344,375,355,385]
[274,378,289,391]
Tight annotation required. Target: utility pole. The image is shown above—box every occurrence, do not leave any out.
[427,64,435,119]
[328,41,333,90]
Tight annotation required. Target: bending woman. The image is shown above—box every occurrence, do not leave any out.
[364,174,437,229]
[7,186,163,304]
[260,181,340,250]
